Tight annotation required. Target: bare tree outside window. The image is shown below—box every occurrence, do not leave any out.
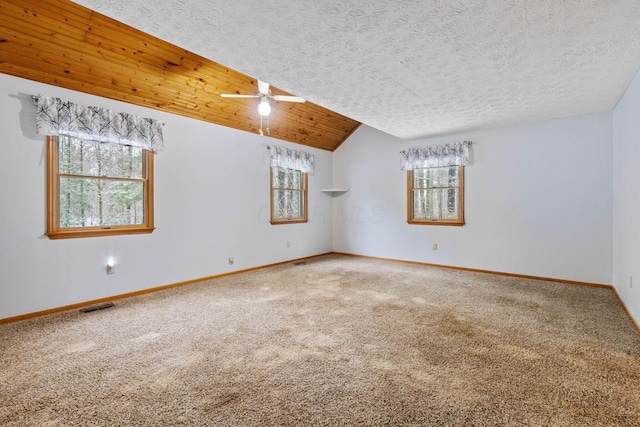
[270,166,308,224]
[408,166,464,226]
[47,136,154,239]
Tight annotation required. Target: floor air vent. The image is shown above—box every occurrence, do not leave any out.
[79,302,115,313]
[293,261,307,266]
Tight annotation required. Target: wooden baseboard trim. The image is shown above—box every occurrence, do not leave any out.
[0,253,332,325]
[332,252,640,332]
[331,252,612,289]
[6,251,635,333]
[610,287,640,334]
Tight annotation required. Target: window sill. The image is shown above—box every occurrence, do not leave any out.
[270,219,308,225]
[47,226,156,239]
[407,219,464,226]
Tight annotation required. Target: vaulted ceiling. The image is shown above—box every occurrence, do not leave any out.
[73,0,640,140]
[2,1,640,151]
[0,0,359,151]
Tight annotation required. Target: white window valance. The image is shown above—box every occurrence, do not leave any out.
[266,144,315,175]
[400,140,472,170]
[35,95,164,153]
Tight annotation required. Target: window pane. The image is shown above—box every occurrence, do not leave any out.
[413,167,458,188]
[273,189,303,219]
[413,188,459,220]
[59,177,144,227]
[59,136,143,178]
[413,168,428,188]
[273,167,301,189]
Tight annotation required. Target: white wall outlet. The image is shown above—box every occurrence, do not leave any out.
[228,258,234,265]
[287,241,291,248]
[432,243,438,250]
[630,276,633,288]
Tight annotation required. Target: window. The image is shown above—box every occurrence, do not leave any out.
[270,166,308,224]
[407,166,464,226]
[47,135,155,239]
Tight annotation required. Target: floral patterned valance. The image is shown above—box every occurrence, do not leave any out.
[400,141,472,170]
[266,144,315,175]
[35,95,164,153]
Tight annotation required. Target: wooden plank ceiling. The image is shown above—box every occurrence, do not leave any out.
[0,0,360,151]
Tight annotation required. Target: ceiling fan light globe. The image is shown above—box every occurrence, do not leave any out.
[258,99,271,116]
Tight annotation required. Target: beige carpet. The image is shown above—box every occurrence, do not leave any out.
[1,254,639,426]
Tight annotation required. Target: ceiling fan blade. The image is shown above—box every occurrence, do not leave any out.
[220,94,260,98]
[258,80,270,95]
[272,95,306,103]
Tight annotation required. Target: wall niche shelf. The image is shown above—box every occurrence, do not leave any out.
[321,188,349,195]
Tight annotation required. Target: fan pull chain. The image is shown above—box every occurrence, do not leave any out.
[259,112,271,136]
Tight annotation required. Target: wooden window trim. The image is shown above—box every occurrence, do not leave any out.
[46,136,155,239]
[270,167,309,225]
[407,166,465,226]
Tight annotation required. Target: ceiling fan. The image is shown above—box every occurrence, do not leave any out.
[220,80,305,118]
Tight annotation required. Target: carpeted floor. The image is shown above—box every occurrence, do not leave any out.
[1,254,639,426]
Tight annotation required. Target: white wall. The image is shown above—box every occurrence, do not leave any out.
[613,69,640,325]
[333,114,613,285]
[0,74,334,320]
[3,70,635,324]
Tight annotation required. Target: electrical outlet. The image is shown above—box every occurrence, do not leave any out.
[630,276,633,288]
[228,258,234,265]
[432,243,438,250]
[287,241,291,248]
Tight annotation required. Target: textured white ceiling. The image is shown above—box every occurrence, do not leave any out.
[74,0,640,140]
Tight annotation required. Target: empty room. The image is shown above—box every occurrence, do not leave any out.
[1,0,639,425]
